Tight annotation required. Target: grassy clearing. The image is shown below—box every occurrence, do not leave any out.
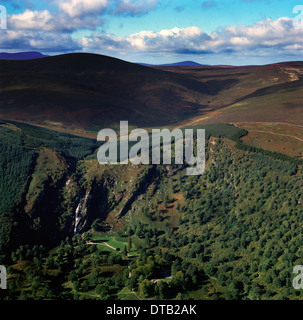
[91,234,137,255]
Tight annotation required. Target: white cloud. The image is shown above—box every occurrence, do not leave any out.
[8,9,104,32]
[84,17,303,55]
[7,1,159,33]
[210,17,303,51]
[80,26,211,53]
[4,12,303,60]
[57,0,108,18]
[9,10,55,31]
[0,29,80,52]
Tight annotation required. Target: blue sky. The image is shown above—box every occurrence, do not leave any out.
[1,0,303,65]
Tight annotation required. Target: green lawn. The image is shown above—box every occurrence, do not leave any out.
[91,234,137,254]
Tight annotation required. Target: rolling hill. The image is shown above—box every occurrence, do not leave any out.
[1,53,303,136]
[137,60,205,66]
[157,61,303,127]
[0,53,214,132]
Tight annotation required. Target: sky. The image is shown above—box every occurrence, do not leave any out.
[1,0,303,65]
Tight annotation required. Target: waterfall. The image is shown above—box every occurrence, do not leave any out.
[73,191,89,235]
[73,201,82,235]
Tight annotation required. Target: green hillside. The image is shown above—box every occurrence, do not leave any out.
[0,120,302,300]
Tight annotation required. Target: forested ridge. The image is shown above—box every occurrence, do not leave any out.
[0,120,302,300]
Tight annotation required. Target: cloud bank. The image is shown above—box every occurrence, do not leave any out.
[79,18,303,57]
[1,0,303,64]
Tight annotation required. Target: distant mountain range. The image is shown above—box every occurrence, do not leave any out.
[139,61,207,66]
[0,52,49,60]
[0,52,205,66]
[161,61,208,66]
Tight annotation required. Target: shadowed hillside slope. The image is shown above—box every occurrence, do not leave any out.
[0,53,214,130]
[1,53,303,135]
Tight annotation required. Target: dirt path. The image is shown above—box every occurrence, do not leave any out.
[232,121,303,129]
[245,129,303,142]
[102,242,116,250]
[131,290,142,300]
[232,122,303,142]
[87,241,116,251]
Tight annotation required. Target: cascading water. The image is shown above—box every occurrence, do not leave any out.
[73,201,82,235]
[73,191,89,235]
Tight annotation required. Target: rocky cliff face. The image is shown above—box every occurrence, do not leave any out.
[10,147,175,250]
